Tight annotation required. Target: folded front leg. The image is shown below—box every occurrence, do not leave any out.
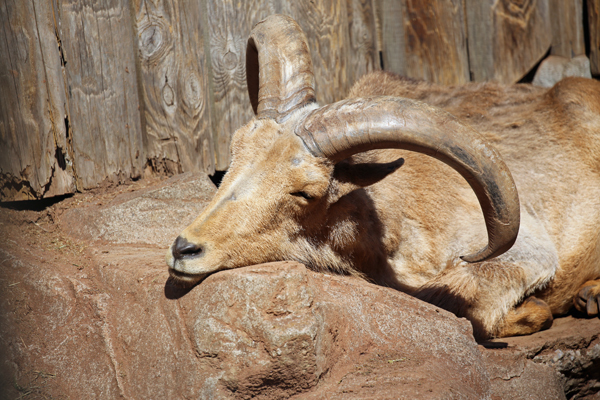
[415,256,556,339]
[496,296,553,337]
[414,263,525,340]
[415,217,559,339]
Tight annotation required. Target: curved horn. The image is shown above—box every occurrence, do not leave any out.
[246,15,317,122]
[296,96,520,263]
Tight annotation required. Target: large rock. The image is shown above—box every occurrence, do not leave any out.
[187,262,490,399]
[59,172,216,247]
[532,55,592,88]
[488,316,600,399]
[1,173,599,399]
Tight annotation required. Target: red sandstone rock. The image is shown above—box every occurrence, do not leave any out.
[0,174,598,399]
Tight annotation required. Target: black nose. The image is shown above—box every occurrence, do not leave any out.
[172,236,203,260]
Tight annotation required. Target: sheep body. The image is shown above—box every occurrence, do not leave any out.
[347,72,600,336]
[167,16,600,339]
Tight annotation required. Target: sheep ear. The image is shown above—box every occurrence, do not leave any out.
[331,157,404,200]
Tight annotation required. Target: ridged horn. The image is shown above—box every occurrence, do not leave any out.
[246,15,317,122]
[295,96,520,263]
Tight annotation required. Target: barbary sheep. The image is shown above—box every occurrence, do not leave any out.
[166,15,600,339]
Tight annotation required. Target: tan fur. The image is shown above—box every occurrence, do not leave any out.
[167,71,600,340]
[496,297,553,337]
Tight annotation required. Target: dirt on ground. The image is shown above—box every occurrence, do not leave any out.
[0,174,598,399]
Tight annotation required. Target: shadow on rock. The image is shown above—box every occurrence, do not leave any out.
[164,277,199,299]
[480,341,508,349]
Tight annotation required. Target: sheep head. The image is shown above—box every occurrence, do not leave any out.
[166,15,520,286]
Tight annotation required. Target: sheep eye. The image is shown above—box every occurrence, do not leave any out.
[291,191,313,200]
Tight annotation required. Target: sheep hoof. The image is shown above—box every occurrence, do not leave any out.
[496,296,553,338]
[573,280,600,317]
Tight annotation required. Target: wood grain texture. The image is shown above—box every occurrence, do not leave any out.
[467,0,552,83]
[278,0,351,105]
[205,0,275,170]
[589,0,600,75]
[548,0,584,57]
[379,0,405,76]
[132,0,215,176]
[464,0,493,82]
[378,0,469,85]
[0,0,75,201]
[371,0,383,59]
[345,0,380,84]
[2,0,379,199]
[58,0,144,190]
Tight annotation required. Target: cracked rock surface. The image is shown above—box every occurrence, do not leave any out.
[486,316,600,399]
[0,173,598,399]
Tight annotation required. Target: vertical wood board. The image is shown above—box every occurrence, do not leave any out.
[205,0,275,170]
[132,0,215,176]
[404,0,469,84]
[345,0,380,85]
[492,0,551,83]
[589,0,600,75]
[0,0,75,201]
[59,0,144,189]
[549,0,585,58]
[379,0,406,76]
[42,1,77,198]
[371,0,383,64]
[378,0,469,85]
[467,0,552,83]
[464,0,493,82]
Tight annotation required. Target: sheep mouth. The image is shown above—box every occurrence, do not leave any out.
[168,268,207,286]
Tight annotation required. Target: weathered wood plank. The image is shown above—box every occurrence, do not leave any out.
[0,0,75,201]
[403,0,468,84]
[42,1,77,198]
[204,0,274,170]
[379,0,405,76]
[466,0,552,83]
[378,0,469,85]
[132,0,215,176]
[464,0,493,82]
[371,0,383,64]
[59,0,144,189]
[345,0,380,84]
[548,0,585,57]
[589,0,600,75]
[278,0,352,104]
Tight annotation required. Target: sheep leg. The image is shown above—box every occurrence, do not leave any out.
[414,255,556,339]
[573,280,600,317]
[495,296,553,338]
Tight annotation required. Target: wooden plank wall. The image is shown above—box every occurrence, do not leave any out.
[379,0,553,83]
[549,0,585,58]
[379,0,470,85]
[132,0,215,175]
[1,0,596,201]
[466,0,550,83]
[0,0,378,201]
[0,0,76,201]
[59,0,145,190]
[204,0,273,171]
